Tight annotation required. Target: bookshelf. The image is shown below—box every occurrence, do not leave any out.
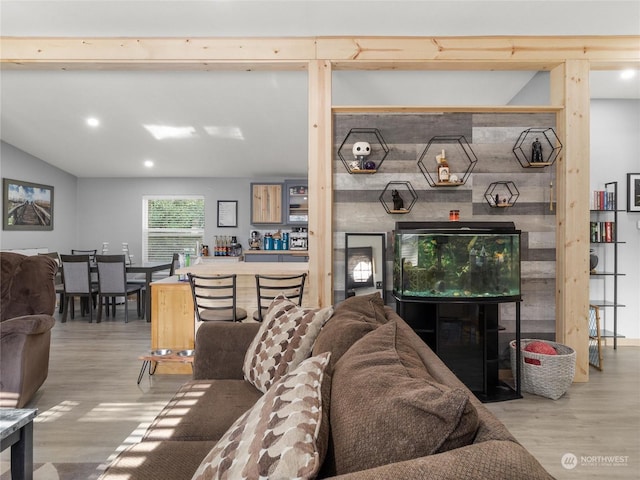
[589,181,625,349]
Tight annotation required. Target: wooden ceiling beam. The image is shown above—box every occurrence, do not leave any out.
[1,36,638,70]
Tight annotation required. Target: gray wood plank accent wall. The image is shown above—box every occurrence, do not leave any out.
[333,112,558,348]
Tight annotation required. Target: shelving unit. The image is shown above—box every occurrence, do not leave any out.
[284,179,308,225]
[589,181,625,349]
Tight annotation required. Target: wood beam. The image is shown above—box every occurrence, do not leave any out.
[308,60,333,308]
[551,61,591,382]
[2,36,638,70]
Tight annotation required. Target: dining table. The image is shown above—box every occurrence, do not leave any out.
[89,261,173,322]
[125,262,173,322]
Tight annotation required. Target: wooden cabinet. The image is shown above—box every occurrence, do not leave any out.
[151,278,194,374]
[251,183,282,224]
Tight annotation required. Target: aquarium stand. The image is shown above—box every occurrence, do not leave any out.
[394,297,522,403]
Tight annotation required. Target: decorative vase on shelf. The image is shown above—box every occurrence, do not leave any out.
[590,249,598,272]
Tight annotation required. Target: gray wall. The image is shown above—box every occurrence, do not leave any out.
[76,177,253,261]
[0,141,77,253]
[332,112,557,343]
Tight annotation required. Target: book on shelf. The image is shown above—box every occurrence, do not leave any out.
[592,189,616,210]
[590,221,615,242]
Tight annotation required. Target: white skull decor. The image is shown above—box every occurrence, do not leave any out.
[352,142,371,158]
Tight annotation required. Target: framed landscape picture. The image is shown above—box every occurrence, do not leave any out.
[628,173,640,212]
[3,178,54,230]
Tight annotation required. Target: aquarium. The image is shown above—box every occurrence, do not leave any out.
[393,222,521,301]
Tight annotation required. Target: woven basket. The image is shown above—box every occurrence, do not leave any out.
[510,339,576,400]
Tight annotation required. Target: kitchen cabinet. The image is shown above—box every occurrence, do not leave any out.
[284,179,308,225]
[251,183,282,224]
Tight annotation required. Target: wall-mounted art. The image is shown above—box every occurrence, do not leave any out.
[217,200,238,227]
[484,181,520,208]
[417,135,477,187]
[2,178,54,231]
[379,181,417,214]
[627,173,640,212]
[512,127,562,168]
[338,128,389,174]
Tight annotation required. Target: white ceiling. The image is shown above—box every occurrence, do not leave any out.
[1,1,639,178]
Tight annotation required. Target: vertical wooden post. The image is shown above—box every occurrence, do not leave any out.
[307,59,333,308]
[550,60,591,382]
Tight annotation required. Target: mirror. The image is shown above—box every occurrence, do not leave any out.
[345,233,386,302]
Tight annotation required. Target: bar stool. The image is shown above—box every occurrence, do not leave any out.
[252,273,307,322]
[188,273,247,322]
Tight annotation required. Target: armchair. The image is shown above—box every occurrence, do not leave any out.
[0,252,57,408]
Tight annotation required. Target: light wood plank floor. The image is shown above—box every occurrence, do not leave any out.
[2,301,639,479]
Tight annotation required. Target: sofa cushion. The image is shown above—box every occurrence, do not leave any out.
[327,320,479,476]
[98,440,217,480]
[192,352,331,480]
[312,292,387,369]
[242,294,333,393]
[143,379,263,442]
[332,292,387,324]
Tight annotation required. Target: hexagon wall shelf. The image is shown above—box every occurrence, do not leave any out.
[512,127,562,168]
[379,181,418,214]
[484,181,520,208]
[418,135,478,187]
[338,128,389,174]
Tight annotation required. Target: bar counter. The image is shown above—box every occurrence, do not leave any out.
[150,259,310,374]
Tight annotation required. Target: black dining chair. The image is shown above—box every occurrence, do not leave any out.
[252,273,307,322]
[59,254,99,323]
[95,254,144,323]
[188,273,247,322]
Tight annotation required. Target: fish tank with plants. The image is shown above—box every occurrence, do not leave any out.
[393,222,521,301]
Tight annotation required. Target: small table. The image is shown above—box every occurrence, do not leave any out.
[137,351,194,384]
[1,408,37,480]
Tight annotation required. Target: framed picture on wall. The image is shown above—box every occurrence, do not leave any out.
[217,200,238,227]
[628,173,640,212]
[2,178,54,230]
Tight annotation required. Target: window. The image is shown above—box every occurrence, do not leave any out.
[143,195,205,262]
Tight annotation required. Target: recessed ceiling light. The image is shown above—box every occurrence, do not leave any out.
[620,69,636,80]
[86,117,100,127]
[144,160,154,168]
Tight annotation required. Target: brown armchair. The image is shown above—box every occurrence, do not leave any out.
[0,252,57,408]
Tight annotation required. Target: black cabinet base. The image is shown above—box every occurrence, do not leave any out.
[395,296,521,403]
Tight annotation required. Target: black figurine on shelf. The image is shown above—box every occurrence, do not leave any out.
[532,137,543,163]
[392,189,404,210]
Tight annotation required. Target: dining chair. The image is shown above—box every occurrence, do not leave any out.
[39,252,65,313]
[169,252,180,276]
[59,254,99,323]
[71,249,97,263]
[95,254,143,323]
[188,273,247,322]
[252,273,307,322]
